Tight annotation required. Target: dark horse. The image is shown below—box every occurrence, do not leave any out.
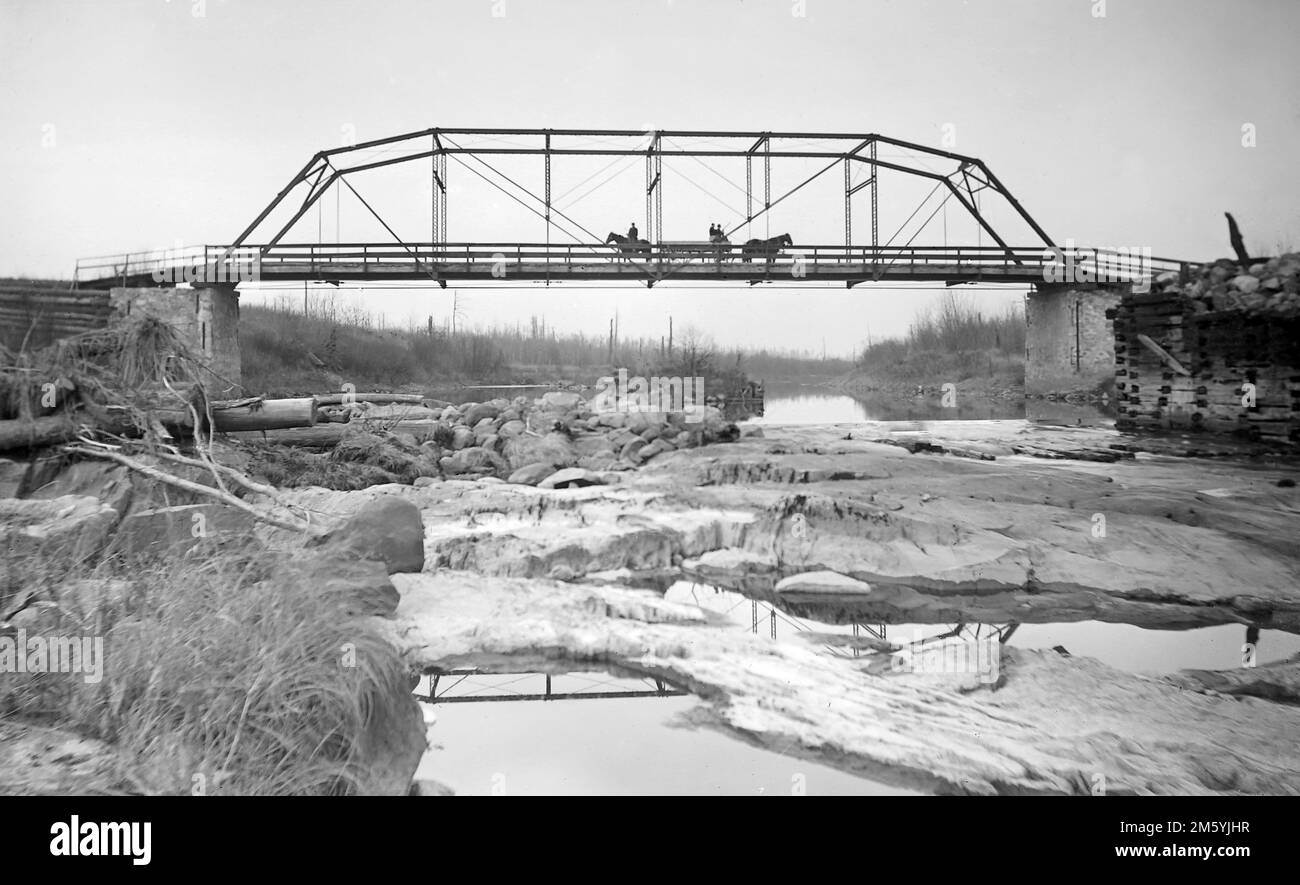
[741,233,794,262]
[606,232,651,260]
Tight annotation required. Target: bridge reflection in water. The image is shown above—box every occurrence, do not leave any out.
[420,671,687,705]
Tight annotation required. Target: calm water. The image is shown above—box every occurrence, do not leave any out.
[415,672,914,796]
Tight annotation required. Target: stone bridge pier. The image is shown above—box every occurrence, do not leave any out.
[1024,283,1127,397]
[110,285,242,394]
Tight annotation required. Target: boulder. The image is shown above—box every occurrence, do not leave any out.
[541,391,582,410]
[450,426,476,450]
[508,463,558,486]
[307,496,425,574]
[620,437,648,462]
[1232,274,1261,294]
[272,554,400,617]
[577,452,618,471]
[573,434,615,457]
[462,403,501,427]
[116,502,256,556]
[637,438,675,461]
[498,420,526,439]
[439,446,509,478]
[538,467,603,490]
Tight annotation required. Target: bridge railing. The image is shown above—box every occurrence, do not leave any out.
[75,242,1197,285]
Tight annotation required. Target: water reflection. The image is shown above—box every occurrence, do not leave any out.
[667,581,1300,676]
[413,671,914,796]
[419,670,685,704]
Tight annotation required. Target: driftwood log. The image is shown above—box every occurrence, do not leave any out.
[209,397,318,432]
[314,393,427,406]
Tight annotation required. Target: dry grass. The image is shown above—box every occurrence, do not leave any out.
[0,546,415,795]
[1,315,202,425]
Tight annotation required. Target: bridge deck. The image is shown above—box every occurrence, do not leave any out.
[75,243,1191,288]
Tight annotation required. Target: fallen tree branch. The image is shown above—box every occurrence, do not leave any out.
[63,443,324,536]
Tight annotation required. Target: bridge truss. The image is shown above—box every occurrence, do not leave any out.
[74,127,1190,289]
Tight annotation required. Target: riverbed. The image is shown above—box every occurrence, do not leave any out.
[296,386,1300,794]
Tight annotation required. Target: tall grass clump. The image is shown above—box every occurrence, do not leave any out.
[857,292,1026,384]
[0,547,418,795]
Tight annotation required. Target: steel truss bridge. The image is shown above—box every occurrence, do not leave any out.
[74,127,1193,289]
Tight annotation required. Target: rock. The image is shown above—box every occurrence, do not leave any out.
[272,554,400,617]
[640,423,662,442]
[0,496,119,610]
[472,417,496,434]
[591,411,626,429]
[0,458,26,498]
[637,438,675,462]
[440,406,461,422]
[413,476,440,488]
[1232,274,1260,294]
[308,496,426,574]
[541,391,582,410]
[774,570,873,595]
[440,446,509,478]
[116,502,255,556]
[462,403,501,427]
[508,463,558,485]
[620,437,648,462]
[573,434,615,457]
[450,426,476,450]
[498,420,526,439]
[0,719,126,795]
[577,452,619,471]
[538,467,603,489]
[28,460,134,514]
[1168,659,1300,705]
[740,425,765,438]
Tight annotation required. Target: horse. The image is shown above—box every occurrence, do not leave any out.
[741,233,794,263]
[605,232,650,260]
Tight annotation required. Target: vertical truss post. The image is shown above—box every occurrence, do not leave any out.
[752,600,758,634]
[746,155,752,237]
[870,140,878,263]
[844,157,852,263]
[544,131,551,285]
[770,609,777,639]
[647,139,655,246]
[763,137,771,239]
[436,134,441,246]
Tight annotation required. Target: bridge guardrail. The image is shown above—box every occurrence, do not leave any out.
[75,242,1197,286]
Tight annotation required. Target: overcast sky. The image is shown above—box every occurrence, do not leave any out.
[3,0,1297,355]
